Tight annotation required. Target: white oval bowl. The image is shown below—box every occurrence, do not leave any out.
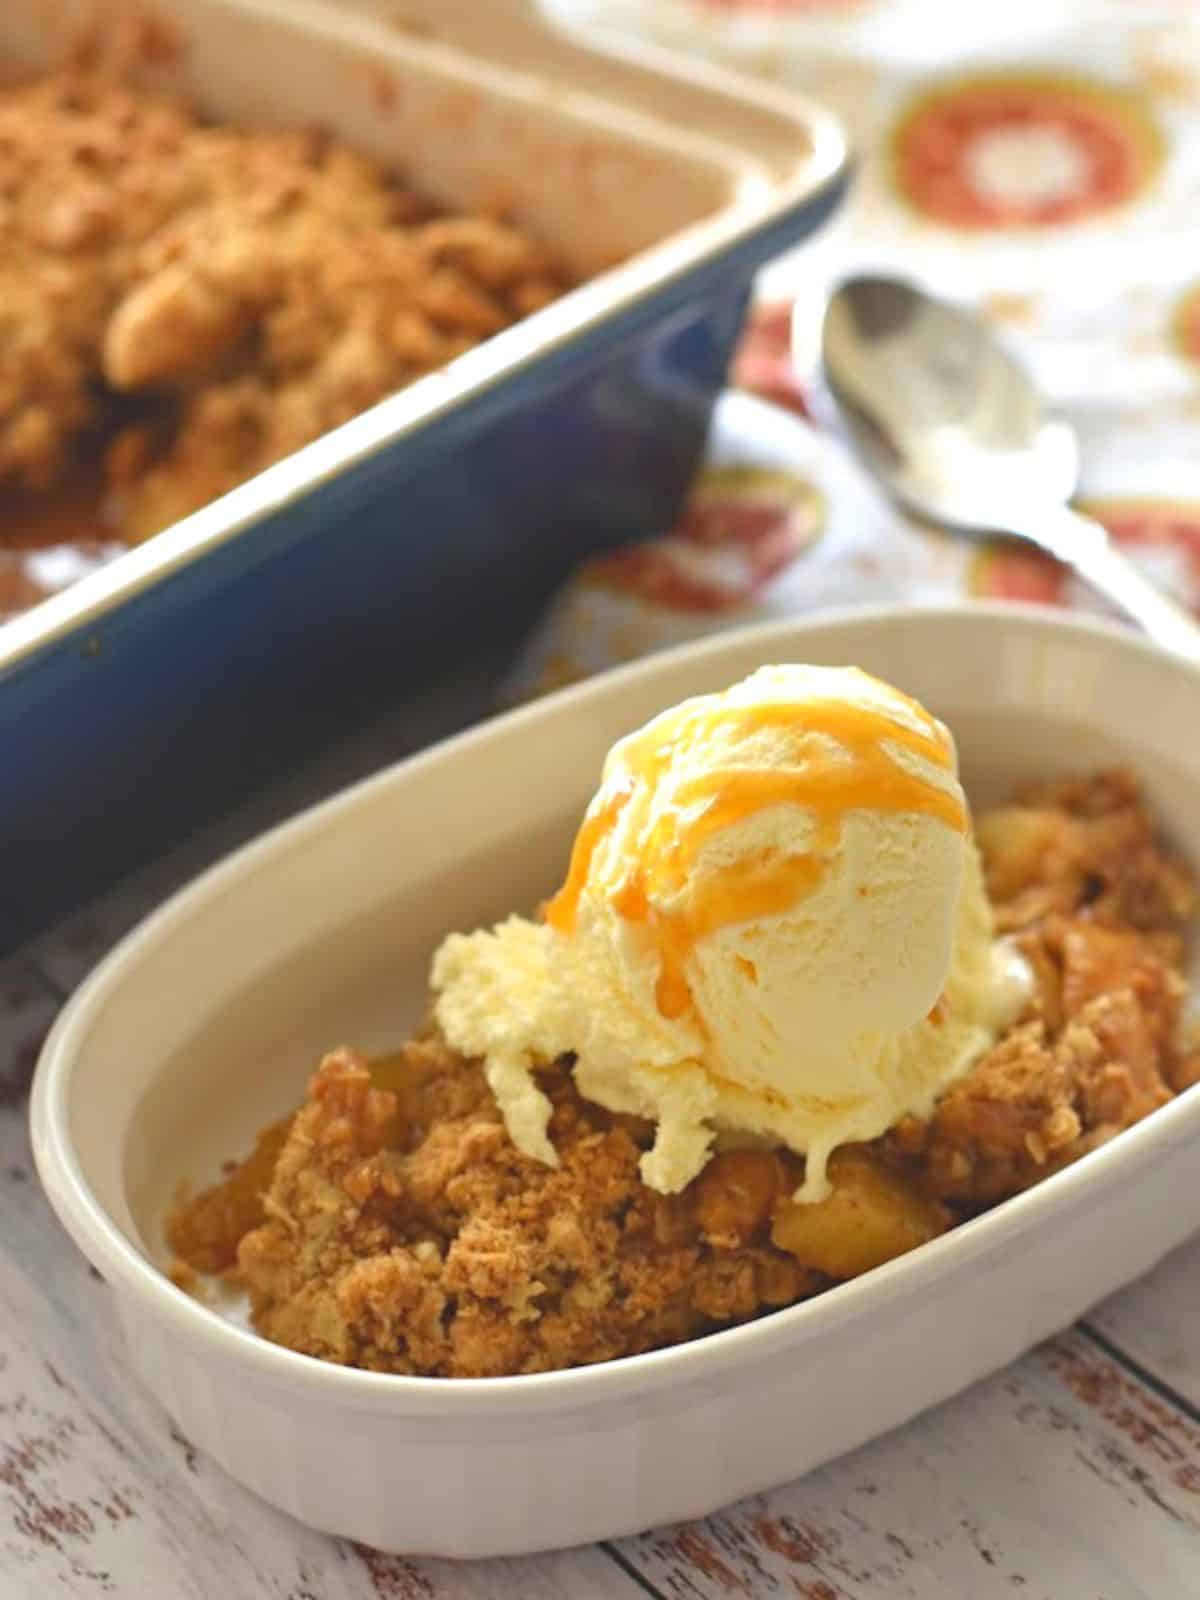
[30,604,1200,1557]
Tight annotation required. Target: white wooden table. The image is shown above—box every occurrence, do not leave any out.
[3,677,1199,1599]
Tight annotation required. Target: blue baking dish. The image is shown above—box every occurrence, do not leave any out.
[0,0,847,950]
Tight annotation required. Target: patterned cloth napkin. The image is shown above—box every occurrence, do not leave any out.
[510,0,1200,699]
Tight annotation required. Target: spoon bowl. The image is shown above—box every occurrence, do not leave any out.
[819,275,1200,661]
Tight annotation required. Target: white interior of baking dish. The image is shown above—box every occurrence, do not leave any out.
[0,0,832,279]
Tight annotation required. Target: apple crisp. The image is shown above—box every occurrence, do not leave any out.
[166,769,1197,1376]
[0,62,568,586]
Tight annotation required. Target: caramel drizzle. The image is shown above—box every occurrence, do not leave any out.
[546,685,965,1021]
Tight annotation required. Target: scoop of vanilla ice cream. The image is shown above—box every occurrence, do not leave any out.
[432,664,1028,1200]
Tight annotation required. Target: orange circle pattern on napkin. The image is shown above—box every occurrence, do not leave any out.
[516,0,1200,698]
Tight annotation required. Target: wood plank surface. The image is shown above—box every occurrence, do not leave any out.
[614,1326,1200,1600]
[1089,1241,1200,1414]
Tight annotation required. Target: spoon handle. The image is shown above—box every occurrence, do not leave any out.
[1011,504,1200,663]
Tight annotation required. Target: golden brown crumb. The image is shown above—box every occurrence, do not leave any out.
[168,769,1195,1375]
[164,1115,293,1275]
[976,767,1196,934]
[897,771,1194,1206]
[166,1260,200,1295]
[221,1044,822,1375]
[1170,1050,1200,1093]
[0,68,568,537]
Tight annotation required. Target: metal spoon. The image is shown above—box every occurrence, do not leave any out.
[819,274,1200,661]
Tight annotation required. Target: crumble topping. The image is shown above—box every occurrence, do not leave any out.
[166,769,1196,1375]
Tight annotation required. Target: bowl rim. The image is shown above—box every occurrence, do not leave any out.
[29,601,1200,1419]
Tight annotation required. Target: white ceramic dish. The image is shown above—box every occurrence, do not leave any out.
[31,605,1200,1558]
